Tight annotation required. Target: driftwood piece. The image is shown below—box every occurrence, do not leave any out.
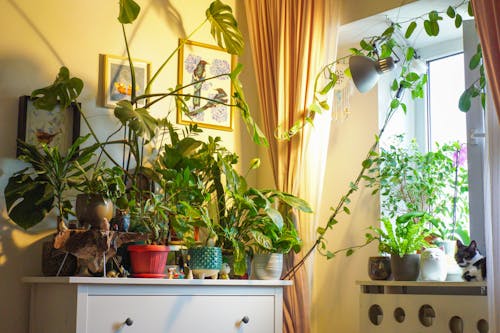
[52,230,148,275]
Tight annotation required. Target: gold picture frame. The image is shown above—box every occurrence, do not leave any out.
[102,54,151,108]
[177,39,235,131]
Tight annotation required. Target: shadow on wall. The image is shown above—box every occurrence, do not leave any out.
[0,158,56,333]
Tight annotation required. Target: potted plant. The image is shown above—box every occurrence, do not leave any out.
[73,163,126,230]
[5,134,97,232]
[366,211,432,281]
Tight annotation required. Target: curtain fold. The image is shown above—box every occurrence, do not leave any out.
[471,0,500,329]
[244,1,333,332]
[471,0,500,122]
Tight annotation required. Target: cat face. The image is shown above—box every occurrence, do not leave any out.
[455,240,478,267]
[421,248,444,260]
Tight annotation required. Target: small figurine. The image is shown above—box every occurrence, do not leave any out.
[168,267,176,279]
[220,263,231,279]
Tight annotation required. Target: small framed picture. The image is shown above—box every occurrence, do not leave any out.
[102,54,151,108]
[17,96,80,157]
[177,39,235,131]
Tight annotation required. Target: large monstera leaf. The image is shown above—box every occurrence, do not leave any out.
[114,100,158,141]
[206,0,244,55]
[31,66,83,110]
[5,174,54,230]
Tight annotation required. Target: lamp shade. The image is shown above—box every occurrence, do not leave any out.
[349,55,395,93]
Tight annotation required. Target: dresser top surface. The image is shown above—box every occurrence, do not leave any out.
[23,276,293,287]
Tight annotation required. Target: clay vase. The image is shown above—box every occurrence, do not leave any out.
[368,256,392,280]
[75,194,114,229]
[390,253,420,281]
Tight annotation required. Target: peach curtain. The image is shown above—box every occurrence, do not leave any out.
[471,0,500,122]
[244,1,329,332]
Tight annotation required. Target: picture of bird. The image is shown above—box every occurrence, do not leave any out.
[35,128,61,145]
[191,59,208,108]
[187,88,228,117]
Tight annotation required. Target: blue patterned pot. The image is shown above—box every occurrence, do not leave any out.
[188,247,222,279]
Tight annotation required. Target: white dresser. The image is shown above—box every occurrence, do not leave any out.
[23,277,291,333]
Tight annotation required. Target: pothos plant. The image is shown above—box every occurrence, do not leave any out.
[284,0,478,279]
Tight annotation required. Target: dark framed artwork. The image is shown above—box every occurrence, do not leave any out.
[177,39,235,131]
[17,96,81,157]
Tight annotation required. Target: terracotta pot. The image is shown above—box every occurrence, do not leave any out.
[128,244,170,278]
[75,194,114,229]
[368,256,392,280]
[390,253,420,281]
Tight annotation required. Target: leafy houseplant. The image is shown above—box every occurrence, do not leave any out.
[366,136,470,244]
[5,135,97,231]
[367,211,432,281]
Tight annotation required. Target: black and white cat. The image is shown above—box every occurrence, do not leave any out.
[455,240,487,281]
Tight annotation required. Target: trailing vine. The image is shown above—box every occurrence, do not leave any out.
[283,0,481,279]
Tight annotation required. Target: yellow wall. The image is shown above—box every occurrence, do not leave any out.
[0,1,260,332]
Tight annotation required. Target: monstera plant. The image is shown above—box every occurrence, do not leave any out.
[5,0,266,240]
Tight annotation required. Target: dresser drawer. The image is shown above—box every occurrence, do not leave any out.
[87,294,276,333]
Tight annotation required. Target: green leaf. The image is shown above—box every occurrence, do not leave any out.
[250,230,273,250]
[362,158,373,168]
[446,6,456,18]
[455,14,463,28]
[206,0,244,55]
[31,67,83,110]
[468,1,474,16]
[391,79,399,91]
[423,20,432,36]
[405,22,417,39]
[406,72,420,82]
[390,99,400,109]
[360,40,374,51]
[469,52,482,70]
[319,79,336,95]
[343,206,351,215]
[459,89,472,112]
[405,47,415,61]
[114,101,157,140]
[118,0,140,24]
[346,249,354,256]
[317,227,326,235]
[326,251,335,259]
[229,64,268,146]
[5,174,54,229]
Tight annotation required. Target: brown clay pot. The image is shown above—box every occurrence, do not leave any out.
[368,256,392,280]
[75,194,114,229]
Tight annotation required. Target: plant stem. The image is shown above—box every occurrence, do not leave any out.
[282,95,402,280]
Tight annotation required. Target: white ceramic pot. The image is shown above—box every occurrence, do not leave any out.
[420,247,447,281]
[252,253,283,280]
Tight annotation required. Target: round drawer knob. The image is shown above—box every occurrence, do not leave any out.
[124,318,134,326]
[242,316,250,324]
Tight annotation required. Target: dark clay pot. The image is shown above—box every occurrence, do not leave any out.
[368,256,392,280]
[390,253,420,281]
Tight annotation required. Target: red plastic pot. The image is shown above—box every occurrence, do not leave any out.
[128,244,170,278]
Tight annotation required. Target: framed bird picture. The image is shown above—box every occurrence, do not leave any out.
[176,39,236,131]
[17,96,80,157]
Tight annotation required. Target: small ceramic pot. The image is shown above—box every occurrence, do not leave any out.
[188,247,222,279]
[368,256,392,280]
[391,253,420,281]
[420,247,447,281]
[252,253,283,280]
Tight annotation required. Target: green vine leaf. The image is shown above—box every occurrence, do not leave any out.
[455,14,463,28]
[405,21,417,39]
[459,88,472,112]
[446,6,456,18]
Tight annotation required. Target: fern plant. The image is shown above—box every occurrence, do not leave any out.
[367,211,433,257]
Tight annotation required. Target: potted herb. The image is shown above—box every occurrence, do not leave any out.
[366,211,432,281]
